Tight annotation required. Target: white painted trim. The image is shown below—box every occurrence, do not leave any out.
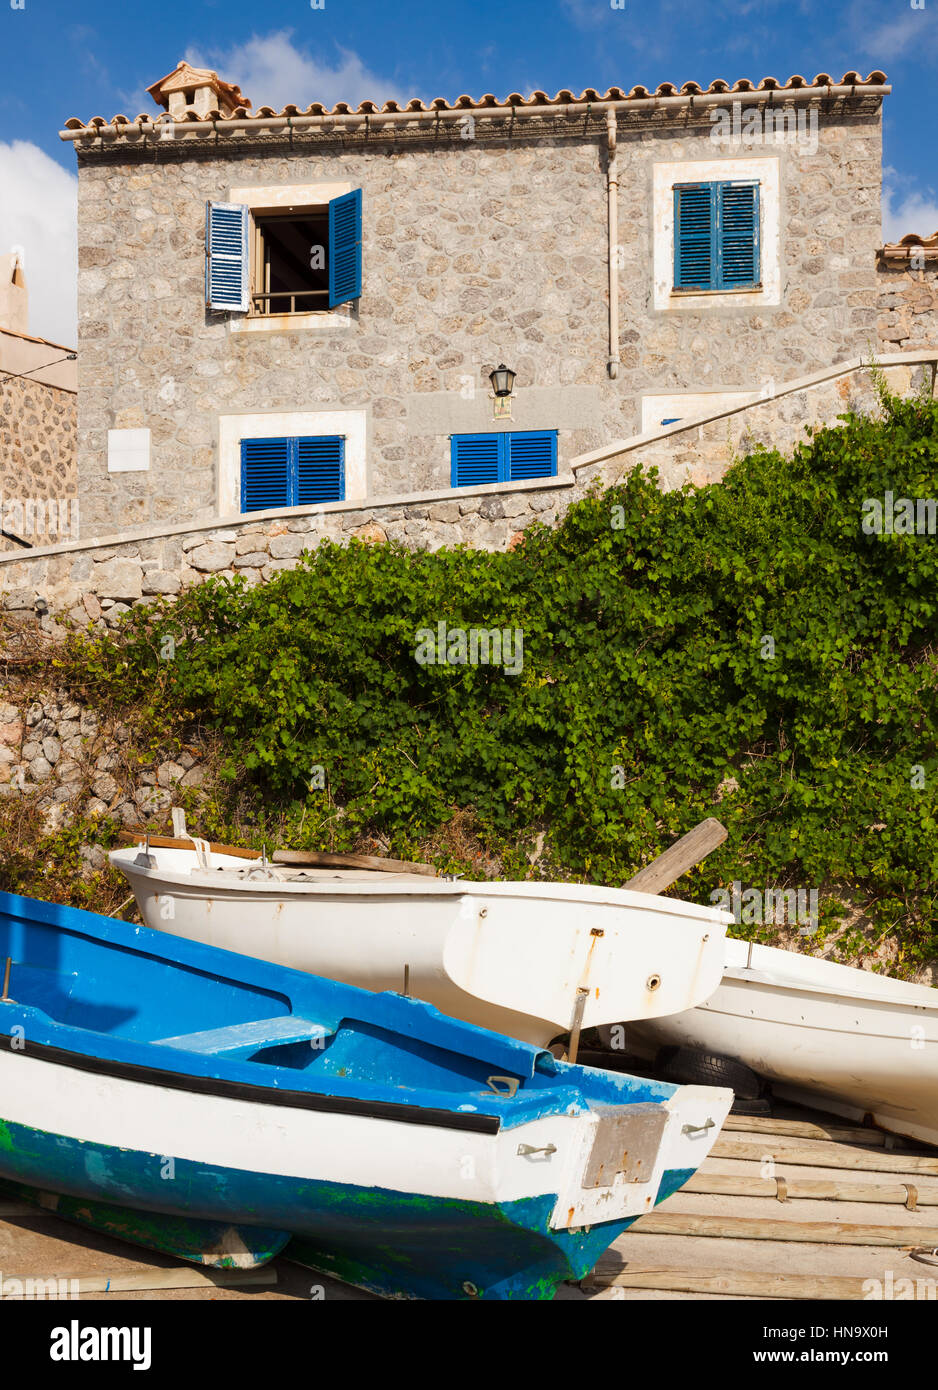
[641,391,756,433]
[230,309,352,336]
[653,155,780,311]
[230,182,352,209]
[218,410,368,516]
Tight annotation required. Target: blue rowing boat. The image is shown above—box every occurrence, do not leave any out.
[0,890,731,1300]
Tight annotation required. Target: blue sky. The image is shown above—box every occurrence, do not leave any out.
[1,0,937,343]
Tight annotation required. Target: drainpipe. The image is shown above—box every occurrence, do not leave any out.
[606,110,619,380]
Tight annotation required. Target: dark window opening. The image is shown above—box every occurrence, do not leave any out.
[252,212,330,316]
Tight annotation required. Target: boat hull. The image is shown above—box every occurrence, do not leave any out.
[632,938,938,1147]
[0,1055,718,1300]
[0,887,731,1299]
[111,848,729,1046]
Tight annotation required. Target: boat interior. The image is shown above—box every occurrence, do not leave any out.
[0,893,675,1113]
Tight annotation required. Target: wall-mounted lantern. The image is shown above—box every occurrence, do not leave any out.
[489,364,516,398]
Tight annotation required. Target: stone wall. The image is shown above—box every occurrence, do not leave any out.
[0,375,77,551]
[74,101,885,535]
[877,262,938,352]
[574,354,937,492]
[3,352,934,622]
[0,688,208,834]
[0,477,573,626]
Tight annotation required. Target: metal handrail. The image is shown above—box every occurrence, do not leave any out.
[251,290,328,315]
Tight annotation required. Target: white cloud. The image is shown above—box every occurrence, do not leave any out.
[853,2,937,62]
[185,29,405,111]
[0,142,77,347]
[883,168,938,242]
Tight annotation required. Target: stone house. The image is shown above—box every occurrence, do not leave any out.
[0,255,78,552]
[61,62,915,540]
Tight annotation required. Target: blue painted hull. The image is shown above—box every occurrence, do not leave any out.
[0,1116,692,1299]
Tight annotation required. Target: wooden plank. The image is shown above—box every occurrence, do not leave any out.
[118,832,260,860]
[622,818,727,894]
[631,1210,938,1245]
[272,850,436,876]
[712,1137,938,1175]
[117,831,437,876]
[722,1115,913,1148]
[0,1202,32,1218]
[684,1172,938,1206]
[0,1266,277,1296]
[583,1264,876,1300]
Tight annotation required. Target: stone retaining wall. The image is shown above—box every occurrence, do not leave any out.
[0,477,573,627]
[0,689,208,833]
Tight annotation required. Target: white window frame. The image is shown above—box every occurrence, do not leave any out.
[228,182,355,335]
[652,156,780,311]
[218,410,367,516]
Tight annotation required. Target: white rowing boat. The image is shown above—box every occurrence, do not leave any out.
[630,937,938,1147]
[110,845,729,1048]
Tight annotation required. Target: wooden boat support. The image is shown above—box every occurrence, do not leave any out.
[683,1173,935,1208]
[630,1210,938,1246]
[583,1265,884,1300]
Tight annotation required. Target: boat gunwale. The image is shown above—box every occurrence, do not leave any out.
[0,1029,504,1135]
[721,967,938,1013]
[108,852,732,922]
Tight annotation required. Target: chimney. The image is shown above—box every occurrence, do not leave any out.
[0,251,28,334]
[146,60,251,119]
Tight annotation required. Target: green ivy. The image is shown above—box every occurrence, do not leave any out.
[66,389,938,967]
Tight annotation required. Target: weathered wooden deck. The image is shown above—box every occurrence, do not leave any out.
[1,1104,935,1302]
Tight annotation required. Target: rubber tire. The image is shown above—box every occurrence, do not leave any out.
[657,1045,764,1099]
[728,1093,773,1117]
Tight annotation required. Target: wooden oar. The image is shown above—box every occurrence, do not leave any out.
[622,817,727,895]
[116,830,436,876]
[272,850,436,876]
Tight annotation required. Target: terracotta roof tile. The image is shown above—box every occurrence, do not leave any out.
[879,231,938,262]
[61,69,890,136]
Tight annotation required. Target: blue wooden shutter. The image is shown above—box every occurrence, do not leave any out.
[451,434,501,487]
[205,202,250,311]
[674,185,713,290]
[296,436,345,504]
[718,182,760,289]
[241,438,292,513]
[328,189,362,308]
[506,431,557,481]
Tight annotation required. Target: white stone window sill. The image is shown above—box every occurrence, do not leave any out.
[231,309,353,335]
[670,285,763,297]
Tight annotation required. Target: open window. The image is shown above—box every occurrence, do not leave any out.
[205,189,362,316]
[252,211,330,316]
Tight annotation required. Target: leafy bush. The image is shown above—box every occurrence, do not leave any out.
[67,389,938,966]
